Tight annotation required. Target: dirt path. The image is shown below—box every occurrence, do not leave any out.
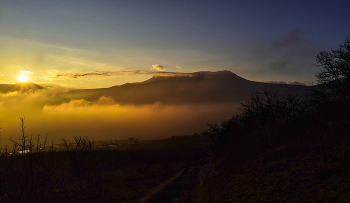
[196,160,216,203]
[137,168,186,203]
[137,150,213,203]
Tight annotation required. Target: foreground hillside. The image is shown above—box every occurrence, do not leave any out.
[192,145,350,202]
[0,134,209,203]
[182,39,350,202]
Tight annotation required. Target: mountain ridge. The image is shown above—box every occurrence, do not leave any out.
[55,71,310,105]
[0,83,43,93]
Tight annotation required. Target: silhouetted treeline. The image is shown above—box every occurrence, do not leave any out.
[204,38,350,169]
[0,120,207,203]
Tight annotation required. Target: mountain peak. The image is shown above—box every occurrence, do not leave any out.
[151,70,237,79]
[192,70,236,76]
[59,70,310,105]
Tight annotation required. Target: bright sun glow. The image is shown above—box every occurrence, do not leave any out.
[17,75,29,82]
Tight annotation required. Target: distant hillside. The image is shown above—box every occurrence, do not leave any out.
[0,83,43,93]
[54,71,310,105]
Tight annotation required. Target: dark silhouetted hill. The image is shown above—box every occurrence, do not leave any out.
[0,83,43,93]
[54,71,310,105]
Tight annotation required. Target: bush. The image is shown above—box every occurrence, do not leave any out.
[63,136,94,178]
[0,118,56,203]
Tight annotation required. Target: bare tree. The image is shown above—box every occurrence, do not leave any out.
[240,88,309,125]
[63,136,94,178]
[2,118,55,203]
[315,38,350,97]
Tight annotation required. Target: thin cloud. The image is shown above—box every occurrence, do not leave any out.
[251,27,320,81]
[45,70,148,80]
[259,80,306,85]
[152,64,166,71]
[272,28,303,48]
[20,71,34,75]
[43,70,189,80]
[270,61,289,70]
[176,66,182,69]
[55,71,114,78]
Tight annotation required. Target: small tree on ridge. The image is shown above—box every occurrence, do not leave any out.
[315,38,350,97]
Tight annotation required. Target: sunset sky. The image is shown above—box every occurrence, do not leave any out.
[0,1,350,146]
[1,0,349,88]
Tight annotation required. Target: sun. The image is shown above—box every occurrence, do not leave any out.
[17,70,33,82]
[17,75,29,82]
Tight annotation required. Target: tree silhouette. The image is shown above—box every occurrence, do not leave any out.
[315,38,350,97]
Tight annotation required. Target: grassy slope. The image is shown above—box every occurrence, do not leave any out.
[0,135,209,203]
[198,146,350,203]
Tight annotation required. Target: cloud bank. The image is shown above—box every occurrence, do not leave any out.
[152,64,166,71]
[259,80,306,85]
[0,71,310,148]
[0,88,240,148]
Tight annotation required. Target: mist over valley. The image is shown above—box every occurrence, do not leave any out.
[0,71,310,147]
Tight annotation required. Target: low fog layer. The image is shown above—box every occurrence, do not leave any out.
[0,71,310,147]
[0,89,240,147]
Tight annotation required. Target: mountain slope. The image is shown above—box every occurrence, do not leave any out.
[0,83,43,93]
[55,71,310,105]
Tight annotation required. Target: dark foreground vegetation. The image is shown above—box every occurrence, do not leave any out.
[0,128,208,203]
[1,38,349,202]
[196,38,350,202]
